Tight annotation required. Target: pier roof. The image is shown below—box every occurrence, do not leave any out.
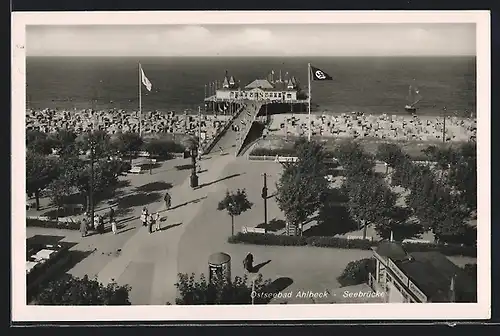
[245,79,274,90]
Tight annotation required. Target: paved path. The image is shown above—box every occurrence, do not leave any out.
[96,153,236,304]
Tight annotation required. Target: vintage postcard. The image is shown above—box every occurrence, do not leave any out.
[11,10,491,322]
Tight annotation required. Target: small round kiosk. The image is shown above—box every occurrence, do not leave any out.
[208,252,231,284]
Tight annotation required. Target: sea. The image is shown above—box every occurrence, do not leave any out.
[26,56,476,117]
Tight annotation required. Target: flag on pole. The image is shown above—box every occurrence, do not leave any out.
[310,65,333,81]
[141,66,152,91]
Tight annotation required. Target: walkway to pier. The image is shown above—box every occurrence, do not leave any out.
[208,101,263,156]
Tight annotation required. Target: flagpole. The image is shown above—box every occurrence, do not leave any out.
[139,63,142,137]
[307,63,311,141]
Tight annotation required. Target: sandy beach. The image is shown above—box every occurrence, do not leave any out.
[267,112,476,143]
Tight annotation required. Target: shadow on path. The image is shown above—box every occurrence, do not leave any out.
[197,173,244,189]
[135,181,173,193]
[255,277,294,304]
[175,164,194,171]
[251,260,272,273]
[159,222,182,231]
[116,192,162,209]
[166,196,207,212]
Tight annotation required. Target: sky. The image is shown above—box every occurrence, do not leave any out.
[26,23,476,57]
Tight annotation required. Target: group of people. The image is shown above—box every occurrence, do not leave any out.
[79,207,117,237]
[270,112,477,143]
[25,108,232,140]
[140,208,161,234]
[139,192,172,234]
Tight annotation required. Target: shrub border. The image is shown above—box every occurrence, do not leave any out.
[27,217,81,231]
[228,232,476,257]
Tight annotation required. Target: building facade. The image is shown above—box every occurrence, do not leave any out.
[369,241,476,303]
[213,73,301,102]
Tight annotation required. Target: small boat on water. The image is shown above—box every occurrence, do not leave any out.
[405,81,422,113]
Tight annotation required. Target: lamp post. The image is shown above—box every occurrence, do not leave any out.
[261,173,268,234]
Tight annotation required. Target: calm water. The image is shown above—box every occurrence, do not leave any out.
[26,56,476,117]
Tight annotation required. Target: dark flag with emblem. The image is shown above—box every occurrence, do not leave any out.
[310,66,333,81]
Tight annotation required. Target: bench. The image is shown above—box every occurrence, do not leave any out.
[241,226,266,234]
[128,166,142,174]
[274,156,299,163]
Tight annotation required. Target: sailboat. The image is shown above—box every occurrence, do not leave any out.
[405,82,422,113]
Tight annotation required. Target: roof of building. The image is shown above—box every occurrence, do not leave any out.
[396,251,476,302]
[245,79,275,90]
[374,241,408,261]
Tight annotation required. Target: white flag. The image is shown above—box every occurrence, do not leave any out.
[141,66,152,91]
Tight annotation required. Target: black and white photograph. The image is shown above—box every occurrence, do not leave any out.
[11,11,490,321]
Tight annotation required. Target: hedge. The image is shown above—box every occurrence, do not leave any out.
[26,218,81,231]
[337,258,376,287]
[228,232,476,257]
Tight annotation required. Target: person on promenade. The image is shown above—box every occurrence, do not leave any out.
[154,212,161,231]
[80,214,88,237]
[111,219,117,235]
[98,215,105,234]
[147,214,153,234]
[108,206,115,224]
[164,192,171,210]
[140,209,148,227]
[93,214,99,231]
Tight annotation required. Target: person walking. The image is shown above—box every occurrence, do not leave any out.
[111,219,117,235]
[80,214,88,237]
[108,206,115,224]
[98,215,104,234]
[147,214,153,234]
[164,192,171,210]
[154,212,161,232]
[140,210,147,227]
[93,214,99,231]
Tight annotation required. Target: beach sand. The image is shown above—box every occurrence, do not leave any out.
[267,112,476,143]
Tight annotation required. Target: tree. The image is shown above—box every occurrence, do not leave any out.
[143,139,184,159]
[217,189,253,236]
[78,130,114,159]
[448,142,477,213]
[26,150,60,210]
[46,160,81,216]
[49,129,79,157]
[113,132,144,161]
[376,143,410,174]
[334,141,375,177]
[35,274,131,305]
[275,138,329,235]
[345,174,397,239]
[75,160,121,209]
[26,130,54,155]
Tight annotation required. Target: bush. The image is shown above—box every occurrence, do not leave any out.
[249,147,297,157]
[228,232,476,257]
[228,232,307,246]
[26,218,80,231]
[35,274,131,305]
[337,258,376,287]
[401,241,476,257]
[306,236,374,250]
